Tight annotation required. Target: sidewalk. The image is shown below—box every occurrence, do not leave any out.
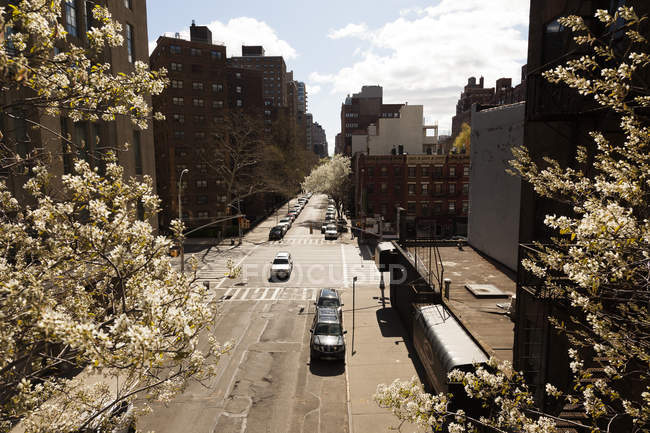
[342,281,424,433]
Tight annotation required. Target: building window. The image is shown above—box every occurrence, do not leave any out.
[449,183,456,194]
[462,201,469,214]
[434,165,443,177]
[449,166,456,177]
[380,166,388,176]
[192,81,203,90]
[193,115,205,123]
[125,23,134,63]
[210,50,222,60]
[408,184,416,195]
[124,0,132,9]
[235,85,242,93]
[133,130,142,175]
[196,163,208,173]
[191,48,202,56]
[421,183,429,194]
[192,98,204,107]
[172,113,184,123]
[197,211,209,219]
[433,202,442,214]
[394,183,401,194]
[380,183,387,193]
[170,44,181,54]
[170,62,183,71]
[367,184,374,194]
[394,166,401,177]
[462,183,469,194]
[172,97,184,105]
[421,166,429,177]
[448,201,456,214]
[194,132,206,139]
[236,99,242,107]
[408,167,416,177]
[434,183,442,194]
[213,100,223,108]
[367,167,374,177]
[175,148,188,158]
[407,202,416,214]
[235,72,241,79]
[173,130,184,139]
[212,83,223,92]
[196,180,207,188]
[65,0,78,37]
[197,195,208,205]
[171,79,183,88]
[421,202,430,217]
[463,165,470,176]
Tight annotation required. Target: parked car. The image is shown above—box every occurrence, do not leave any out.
[310,307,346,361]
[279,216,292,228]
[268,225,285,240]
[337,219,348,233]
[324,224,339,240]
[321,221,329,233]
[315,288,343,320]
[270,252,293,280]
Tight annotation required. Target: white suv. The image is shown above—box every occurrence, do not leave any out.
[270,252,293,281]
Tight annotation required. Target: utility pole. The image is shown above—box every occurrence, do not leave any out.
[237,198,242,245]
[352,276,358,355]
[178,168,189,273]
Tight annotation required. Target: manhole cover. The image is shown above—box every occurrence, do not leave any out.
[465,284,509,298]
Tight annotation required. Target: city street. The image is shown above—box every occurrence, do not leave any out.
[138,195,382,433]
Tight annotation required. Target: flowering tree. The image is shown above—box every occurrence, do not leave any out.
[0,3,228,433]
[0,1,167,169]
[375,7,650,433]
[301,154,351,217]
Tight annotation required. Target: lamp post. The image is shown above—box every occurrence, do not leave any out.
[178,168,189,273]
[352,275,358,355]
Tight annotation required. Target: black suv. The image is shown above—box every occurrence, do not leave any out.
[268,225,285,240]
[315,288,343,320]
[309,307,346,361]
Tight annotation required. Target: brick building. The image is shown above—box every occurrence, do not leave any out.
[339,86,403,156]
[451,70,526,137]
[356,153,470,238]
[150,24,263,231]
[228,46,288,108]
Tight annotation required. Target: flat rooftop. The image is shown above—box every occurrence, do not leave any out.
[408,245,516,362]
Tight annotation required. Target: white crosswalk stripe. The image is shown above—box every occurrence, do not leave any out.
[216,287,325,302]
[268,238,338,245]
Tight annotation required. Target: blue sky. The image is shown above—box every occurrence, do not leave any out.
[147,0,530,154]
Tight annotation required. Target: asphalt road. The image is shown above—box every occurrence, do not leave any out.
[138,195,381,433]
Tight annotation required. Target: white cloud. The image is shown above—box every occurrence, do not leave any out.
[327,23,369,40]
[314,0,529,132]
[152,17,297,59]
[307,84,321,95]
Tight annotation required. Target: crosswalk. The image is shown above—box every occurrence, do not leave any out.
[269,238,341,245]
[217,287,329,302]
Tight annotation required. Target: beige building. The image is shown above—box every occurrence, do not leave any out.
[2,0,157,227]
[350,105,438,155]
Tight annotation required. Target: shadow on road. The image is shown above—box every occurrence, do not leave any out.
[308,359,346,376]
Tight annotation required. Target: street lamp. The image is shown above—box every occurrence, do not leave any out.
[178,168,189,273]
[352,275,358,355]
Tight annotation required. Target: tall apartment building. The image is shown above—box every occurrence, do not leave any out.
[512,0,650,421]
[339,86,403,156]
[305,113,313,152]
[228,46,288,108]
[1,0,156,226]
[150,24,263,231]
[451,71,526,137]
[311,122,328,158]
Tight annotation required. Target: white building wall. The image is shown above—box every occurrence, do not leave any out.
[468,102,524,271]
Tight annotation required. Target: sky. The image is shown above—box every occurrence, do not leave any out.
[147,0,530,155]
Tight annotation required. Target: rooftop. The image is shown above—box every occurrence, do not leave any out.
[408,245,515,362]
